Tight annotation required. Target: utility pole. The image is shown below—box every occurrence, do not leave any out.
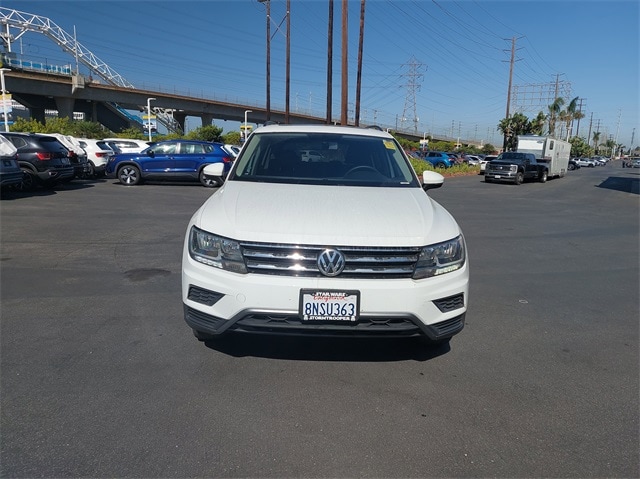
[554,73,561,99]
[614,108,621,155]
[503,36,517,151]
[587,112,593,146]
[575,97,586,138]
[258,0,271,122]
[340,0,348,125]
[354,0,365,127]
[285,0,290,123]
[326,0,333,124]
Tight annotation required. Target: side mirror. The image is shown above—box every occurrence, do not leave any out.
[146,150,155,158]
[421,170,444,191]
[203,162,225,178]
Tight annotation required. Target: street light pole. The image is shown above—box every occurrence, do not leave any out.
[146,97,156,142]
[244,110,252,142]
[0,68,11,132]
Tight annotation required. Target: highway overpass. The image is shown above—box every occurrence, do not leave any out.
[3,69,482,147]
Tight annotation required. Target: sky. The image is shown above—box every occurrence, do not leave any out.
[1,0,638,148]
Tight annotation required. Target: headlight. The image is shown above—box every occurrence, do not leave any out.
[189,226,247,274]
[413,235,465,279]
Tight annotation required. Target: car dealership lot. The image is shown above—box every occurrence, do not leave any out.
[1,166,638,477]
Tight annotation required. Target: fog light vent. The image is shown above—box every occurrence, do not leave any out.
[433,294,464,313]
[188,286,224,306]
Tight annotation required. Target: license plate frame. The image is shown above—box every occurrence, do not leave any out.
[299,289,360,323]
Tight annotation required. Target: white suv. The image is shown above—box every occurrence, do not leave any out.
[101,138,151,154]
[77,139,115,177]
[182,125,469,347]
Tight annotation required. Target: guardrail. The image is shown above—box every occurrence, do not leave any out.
[2,56,72,76]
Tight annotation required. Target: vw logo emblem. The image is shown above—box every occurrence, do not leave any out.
[317,249,345,277]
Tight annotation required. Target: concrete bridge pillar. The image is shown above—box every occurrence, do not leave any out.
[174,112,187,132]
[30,107,46,124]
[200,114,214,127]
[54,97,75,119]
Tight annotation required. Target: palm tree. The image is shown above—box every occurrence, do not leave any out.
[548,97,564,137]
[592,132,601,153]
[498,112,531,151]
[563,96,581,140]
[558,109,572,140]
[570,103,585,139]
[530,111,547,136]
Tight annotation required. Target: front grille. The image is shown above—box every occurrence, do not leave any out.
[240,241,421,278]
[235,313,422,336]
[487,164,512,172]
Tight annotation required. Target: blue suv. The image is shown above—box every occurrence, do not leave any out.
[105,140,233,186]
[424,151,453,168]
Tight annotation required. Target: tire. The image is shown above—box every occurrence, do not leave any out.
[539,170,548,183]
[515,171,524,185]
[117,165,141,186]
[484,177,492,183]
[435,162,446,169]
[16,169,38,192]
[87,162,96,178]
[568,163,576,171]
[199,169,220,188]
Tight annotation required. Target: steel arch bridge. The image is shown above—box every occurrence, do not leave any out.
[0,7,182,133]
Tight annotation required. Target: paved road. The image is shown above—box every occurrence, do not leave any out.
[1,163,638,478]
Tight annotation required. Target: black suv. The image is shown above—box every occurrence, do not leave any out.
[0,132,75,190]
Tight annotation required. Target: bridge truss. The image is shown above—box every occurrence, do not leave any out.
[0,7,182,133]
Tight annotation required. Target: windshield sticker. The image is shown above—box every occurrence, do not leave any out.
[383,140,396,150]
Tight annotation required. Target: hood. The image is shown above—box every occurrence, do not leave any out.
[192,181,460,247]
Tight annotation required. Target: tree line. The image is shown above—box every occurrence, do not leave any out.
[8,117,241,145]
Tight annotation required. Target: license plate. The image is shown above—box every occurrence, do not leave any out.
[494,175,501,179]
[299,289,360,322]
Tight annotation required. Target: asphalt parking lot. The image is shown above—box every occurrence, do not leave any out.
[1,164,638,478]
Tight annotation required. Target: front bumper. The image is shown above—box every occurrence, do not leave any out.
[182,255,469,341]
[184,304,465,341]
[485,170,516,181]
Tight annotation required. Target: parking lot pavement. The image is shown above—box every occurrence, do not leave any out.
[1,169,638,478]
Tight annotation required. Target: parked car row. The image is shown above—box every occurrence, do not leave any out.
[571,156,610,168]
[0,132,239,191]
[622,157,640,168]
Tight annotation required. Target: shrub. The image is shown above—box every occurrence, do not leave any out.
[409,157,480,177]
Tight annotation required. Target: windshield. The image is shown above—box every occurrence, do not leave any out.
[496,153,528,162]
[230,132,420,187]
